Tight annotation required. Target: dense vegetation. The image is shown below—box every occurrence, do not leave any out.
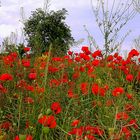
[0,46,139,140]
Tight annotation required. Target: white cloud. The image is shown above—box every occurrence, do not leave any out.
[51,0,91,9]
[0,24,17,38]
[0,23,23,45]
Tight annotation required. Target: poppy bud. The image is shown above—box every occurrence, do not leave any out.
[43,127,50,134]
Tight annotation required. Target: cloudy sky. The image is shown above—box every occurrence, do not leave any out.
[0,0,140,53]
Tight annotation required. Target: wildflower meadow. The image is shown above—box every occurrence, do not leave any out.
[0,46,140,140]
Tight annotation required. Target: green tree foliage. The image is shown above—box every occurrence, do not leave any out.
[24,8,74,56]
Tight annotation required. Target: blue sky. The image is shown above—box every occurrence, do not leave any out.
[0,0,140,53]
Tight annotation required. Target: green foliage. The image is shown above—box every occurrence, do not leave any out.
[24,8,74,56]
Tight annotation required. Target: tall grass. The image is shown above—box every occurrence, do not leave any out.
[0,46,140,140]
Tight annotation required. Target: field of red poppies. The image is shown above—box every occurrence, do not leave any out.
[0,46,140,140]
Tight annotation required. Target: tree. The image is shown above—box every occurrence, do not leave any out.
[91,0,137,56]
[24,8,74,56]
[133,0,140,12]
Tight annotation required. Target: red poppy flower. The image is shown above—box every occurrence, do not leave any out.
[48,66,59,73]
[129,119,138,129]
[26,135,33,140]
[92,50,102,58]
[125,103,135,112]
[14,136,20,140]
[81,46,89,52]
[126,74,133,82]
[0,73,13,81]
[128,49,139,58]
[68,51,73,56]
[49,79,60,87]
[126,93,133,100]
[104,85,109,90]
[22,59,30,67]
[52,57,62,62]
[0,121,12,130]
[112,87,124,97]
[99,87,106,97]
[92,59,100,66]
[38,115,56,128]
[82,54,90,61]
[75,56,81,62]
[92,83,99,95]
[24,97,34,104]
[51,102,62,114]
[116,112,129,120]
[26,85,34,92]
[0,83,7,93]
[121,126,131,139]
[68,89,76,98]
[28,73,37,80]
[24,47,30,52]
[116,56,122,61]
[11,52,17,58]
[74,53,78,56]
[72,72,80,79]
[71,119,80,127]
[3,55,13,65]
[87,67,96,78]
[114,53,119,58]
[107,55,113,61]
[68,127,83,136]
[79,66,85,72]
[80,82,88,95]
[36,87,45,94]
[81,46,91,55]
[123,68,129,75]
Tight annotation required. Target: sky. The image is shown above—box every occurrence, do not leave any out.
[0,0,140,54]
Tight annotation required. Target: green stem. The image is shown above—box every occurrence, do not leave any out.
[45,134,48,140]
[18,94,22,133]
[43,44,52,90]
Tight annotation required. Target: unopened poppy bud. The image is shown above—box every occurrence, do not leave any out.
[19,134,26,140]
[13,123,16,126]
[46,108,52,115]
[96,78,102,84]
[43,126,50,134]
[127,85,132,91]
[108,128,114,135]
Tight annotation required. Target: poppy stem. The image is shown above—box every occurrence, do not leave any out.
[17,94,22,133]
[45,134,48,140]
